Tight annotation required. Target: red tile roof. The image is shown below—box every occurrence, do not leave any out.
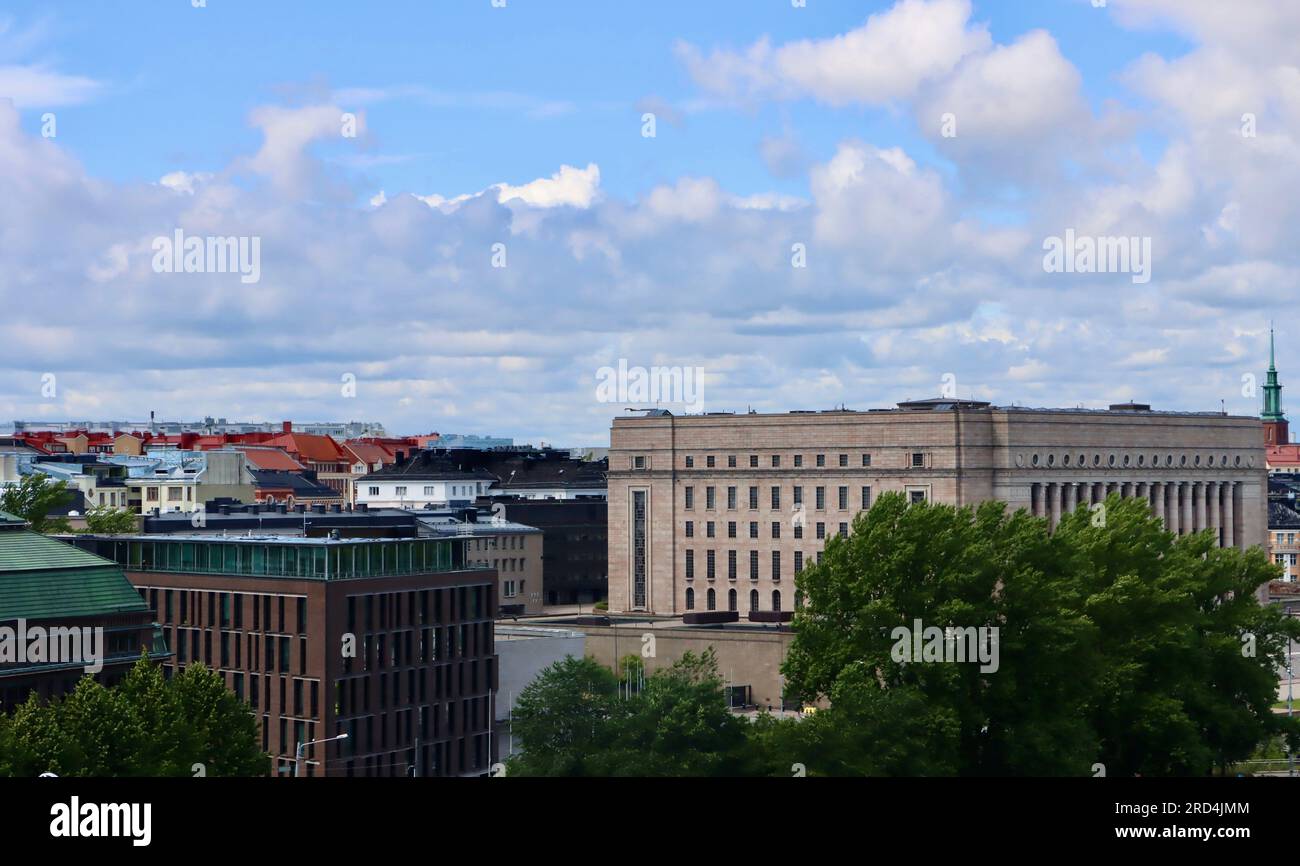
[1268,445,1300,467]
[262,433,347,464]
[343,441,396,467]
[235,446,305,472]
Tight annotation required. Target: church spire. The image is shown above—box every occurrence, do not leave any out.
[1264,325,1284,422]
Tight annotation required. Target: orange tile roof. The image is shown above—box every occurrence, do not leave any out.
[235,446,305,472]
[343,441,396,466]
[262,433,346,464]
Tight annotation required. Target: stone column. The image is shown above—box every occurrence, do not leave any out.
[1227,482,1239,550]
[1049,483,1061,530]
[1180,482,1193,535]
[1150,482,1163,526]
[1207,481,1221,547]
[1064,482,1077,516]
[1168,483,1180,535]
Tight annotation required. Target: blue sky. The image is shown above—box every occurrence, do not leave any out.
[0,0,1296,443]
[13,0,1186,200]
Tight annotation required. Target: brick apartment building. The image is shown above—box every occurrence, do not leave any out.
[608,400,1269,616]
[68,533,498,777]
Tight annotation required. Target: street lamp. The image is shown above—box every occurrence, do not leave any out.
[295,732,348,778]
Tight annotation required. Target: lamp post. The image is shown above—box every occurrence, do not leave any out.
[295,732,348,778]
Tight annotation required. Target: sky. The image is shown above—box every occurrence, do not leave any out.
[1,0,1297,444]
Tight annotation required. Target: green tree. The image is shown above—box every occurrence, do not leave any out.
[82,505,138,534]
[0,473,72,533]
[782,492,1300,777]
[1054,497,1299,776]
[0,656,269,777]
[785,492,1097,775]
[509,650,752,776]
[507,655,624,776]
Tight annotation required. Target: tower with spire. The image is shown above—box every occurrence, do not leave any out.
[1263,326,1289,445]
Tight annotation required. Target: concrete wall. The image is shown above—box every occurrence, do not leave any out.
[493,626,585,760]
[575,621,795,709]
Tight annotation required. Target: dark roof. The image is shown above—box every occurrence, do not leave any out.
[363,450,503,483]
[367,448,607,492]
[1270,501,1300,530]
[251,469,342,498]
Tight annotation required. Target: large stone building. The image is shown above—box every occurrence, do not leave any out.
[608,401,1268,615]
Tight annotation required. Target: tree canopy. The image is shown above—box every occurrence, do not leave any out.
[0,473,72,534]
[0,656,269,777]
[509,492,1298,777]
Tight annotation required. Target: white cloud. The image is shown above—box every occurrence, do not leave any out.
[497,163,600,209]
[677,0,990,106]
[0,65,99,107]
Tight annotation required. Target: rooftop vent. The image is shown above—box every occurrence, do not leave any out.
[1108,402,1152,412]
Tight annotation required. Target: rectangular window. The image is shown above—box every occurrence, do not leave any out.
[706,487,715,509]
[911,452,924,468]
[727,521,736,539]
[749,522,758,539]
[706,550,715,580]
[685,456,694,468]
[749,455,758,468]
[795,551,803,573]
[794,524,803,539]
[749,487,759,509]
[633,490,647,609]
[685,549,695,580]
[771,487,780,510]
[816,487,825,510]
[728,456,736,468]
[839,454,848,467]
[862,454,871,467]
[838,487,848,510]
[816,522,826,540]
[794,455,803,468]
[706,522,715,538]
[706,456,715,468]
[727,487,737,509]
[685,520,694,538]
[771,521,781,539]
[772,551,781,581]
[749,550,759,580]
[728,550,737,580]
[685,487,694,509]
[771,455,780,467]
[368,486,379,496]
[861,486,872,508]
[816,454,825,467]
[910,490,927,504]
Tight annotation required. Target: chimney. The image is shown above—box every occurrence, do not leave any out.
[282,421,292,434]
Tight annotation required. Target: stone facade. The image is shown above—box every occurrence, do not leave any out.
[608,402,1268,615]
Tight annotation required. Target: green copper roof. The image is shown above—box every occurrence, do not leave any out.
[0,511,26,528]
[1264,326,1286,422]
[0,529,148,621]
[0,531,116,573]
